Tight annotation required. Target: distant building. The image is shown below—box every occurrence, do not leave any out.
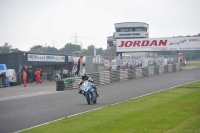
[105,22,149,56]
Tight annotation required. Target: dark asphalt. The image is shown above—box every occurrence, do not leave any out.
[0,67,200,133]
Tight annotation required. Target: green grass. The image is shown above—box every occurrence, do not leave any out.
[22,81,200,133]
[186,60,200,67]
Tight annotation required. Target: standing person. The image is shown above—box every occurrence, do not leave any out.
[0,72,6,86]
[23,71,27,87]
[180,55,183,66]
[35,69,40,84]
[74,56,83,76]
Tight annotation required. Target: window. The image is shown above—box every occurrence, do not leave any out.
[135,27,143,31]
[116,27,147,32]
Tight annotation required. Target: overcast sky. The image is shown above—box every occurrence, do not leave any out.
[0,0,200,51]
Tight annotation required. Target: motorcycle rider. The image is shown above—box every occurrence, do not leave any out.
[78,73,99,97]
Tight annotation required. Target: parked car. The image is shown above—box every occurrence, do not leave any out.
[6,69,17,86]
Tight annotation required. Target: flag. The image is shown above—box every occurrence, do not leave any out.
[94,44,96,56]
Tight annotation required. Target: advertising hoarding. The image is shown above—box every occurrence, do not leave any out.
[28,54,65,62]
[114,32,148,38]
[116,37,200,52]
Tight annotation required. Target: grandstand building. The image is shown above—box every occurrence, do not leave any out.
[105,22,149,56]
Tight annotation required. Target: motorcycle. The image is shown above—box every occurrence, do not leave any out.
[80,80,97,105]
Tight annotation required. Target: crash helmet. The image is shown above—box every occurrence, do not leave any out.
[82,73,88,80]
[82,72,87,76]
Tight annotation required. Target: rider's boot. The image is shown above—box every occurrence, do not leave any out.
[95,89,99,97]
[78,89,82,94]
[96,92,99,97]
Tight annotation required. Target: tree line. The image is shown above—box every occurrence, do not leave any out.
[1,33,200,60]
[0,43,106,56]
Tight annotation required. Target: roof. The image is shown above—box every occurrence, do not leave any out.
[0,51,68,56]
[114,22,149,25]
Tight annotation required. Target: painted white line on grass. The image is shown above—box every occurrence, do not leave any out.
[15,79,200,133]
[15,107,103,133]
[111,79,200,106]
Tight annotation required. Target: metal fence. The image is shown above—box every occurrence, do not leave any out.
[84,55,178,73]
[64,63,181,90]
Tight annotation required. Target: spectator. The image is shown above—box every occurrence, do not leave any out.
[75,56,83,76]
[23,71,27,87]
[35,68,41,84]
[117,65,121,70]
[108,67,112,71]
[0,72,6,85]
[122,66,125,70]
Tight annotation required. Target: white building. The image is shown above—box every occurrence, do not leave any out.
[114,22,149,39]
[107,22,149,49]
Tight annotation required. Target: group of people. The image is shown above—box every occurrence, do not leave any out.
[22,68,42,87]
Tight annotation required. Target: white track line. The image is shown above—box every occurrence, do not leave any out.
[0,91,61,102]
[15,79,200,133]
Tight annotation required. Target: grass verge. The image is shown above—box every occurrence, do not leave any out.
[186,60,200,67]
[22,81,200,133]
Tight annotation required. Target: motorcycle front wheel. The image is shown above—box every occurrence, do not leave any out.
[86,93,91,105]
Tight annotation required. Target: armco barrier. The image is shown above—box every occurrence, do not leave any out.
[62,63,181,90]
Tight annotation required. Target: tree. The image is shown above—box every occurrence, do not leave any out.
[0,43,12,53]
[59,43,81,54]
[82,45,106,56]
[29,45,59,54]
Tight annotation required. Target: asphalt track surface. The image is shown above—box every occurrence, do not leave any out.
[0,67,200,133]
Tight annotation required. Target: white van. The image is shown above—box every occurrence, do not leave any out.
[6,69,17,85]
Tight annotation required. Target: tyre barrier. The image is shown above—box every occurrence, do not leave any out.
[110,70,120,83]
[159,66,164,74]
[168,64,173,73]
[135,68,142,78]
[154,66,159,75]
[127,69,135,79]
[164,65,168,74]
[172,64,176,72]
[142,67,148,77]
[56,80,65,91]
[88,72,100,85]
[62,63,181,90]
[148,66,154,76]
[176,63,180,71]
